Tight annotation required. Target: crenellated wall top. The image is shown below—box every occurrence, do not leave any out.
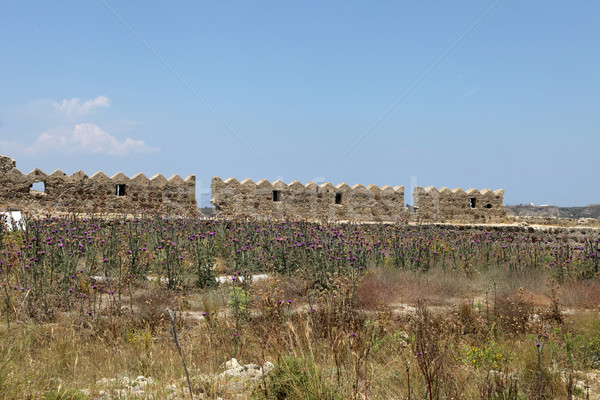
[212,177,404,193]
[0,156,194,187]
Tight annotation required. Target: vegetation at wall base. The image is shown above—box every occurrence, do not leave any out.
[0,214,599,398]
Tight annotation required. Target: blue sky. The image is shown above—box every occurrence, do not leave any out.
[1,1,598,207]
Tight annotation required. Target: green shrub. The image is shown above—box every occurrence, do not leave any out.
[457,340,506,369]
[228,286,250,319]
[263,356,341,400]
[587,333,600,367]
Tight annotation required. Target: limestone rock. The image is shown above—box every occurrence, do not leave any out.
[0,155,16,174]
[219,358,274,380]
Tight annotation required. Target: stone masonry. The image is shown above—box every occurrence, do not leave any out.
[212,177,507,223]
[0,155,196,215]
[211,177,407,222]
[413,186,506,223]
[0,154,507,222]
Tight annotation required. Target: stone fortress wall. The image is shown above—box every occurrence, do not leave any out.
[413,186,506,223]
[211,177,407,222]
[211,177,507,223]
[0,155,196,215]
[0,154,510,222]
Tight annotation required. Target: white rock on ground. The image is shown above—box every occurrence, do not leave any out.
[219,358,274,380]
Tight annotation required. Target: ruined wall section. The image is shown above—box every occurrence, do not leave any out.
[414,186,506,223]
[0,156,196,214]
[211,177,407,222]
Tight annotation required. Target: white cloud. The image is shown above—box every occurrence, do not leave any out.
[25,123,160,156]
[53,95,111,118]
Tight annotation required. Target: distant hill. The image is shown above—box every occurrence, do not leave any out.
[506,204,600,220]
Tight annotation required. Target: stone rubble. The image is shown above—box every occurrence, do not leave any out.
[89,359,274,399]
[219,358,274,380]
[94,375,156,399]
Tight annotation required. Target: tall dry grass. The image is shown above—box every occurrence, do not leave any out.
[1,266,598,399]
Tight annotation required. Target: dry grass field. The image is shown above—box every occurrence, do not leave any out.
[1,215,599,399]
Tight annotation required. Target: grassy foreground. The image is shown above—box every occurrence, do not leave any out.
[1,215,599,399]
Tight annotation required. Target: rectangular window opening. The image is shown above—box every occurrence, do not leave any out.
[335,192,342,205]
[272,190,282,202]
[30,182,45,193]
[115,184,126,196]
[469,198,476,208]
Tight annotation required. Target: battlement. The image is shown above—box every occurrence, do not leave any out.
[1,154,506,222]
[212,177,506,223]
[211,177,407,222]
[0,155,196,215]
[413,186,506,223]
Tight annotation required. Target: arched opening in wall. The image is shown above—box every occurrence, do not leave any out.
[115,184,126,197]
[469,198,477,208]
[272,190,281,202]
[30,182,45,193]
[485,204,492,209]
[335,192,342,205]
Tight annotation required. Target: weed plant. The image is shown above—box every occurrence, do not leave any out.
[0,215,599,398]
